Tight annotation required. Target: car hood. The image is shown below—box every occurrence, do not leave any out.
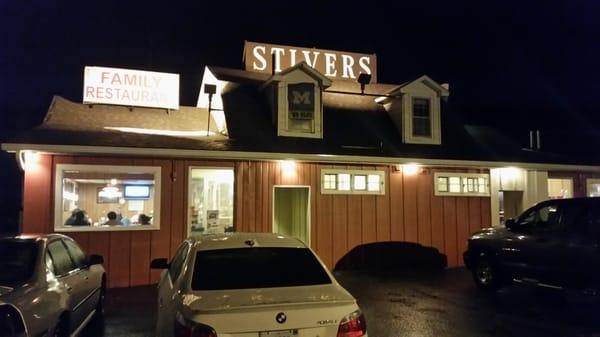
[183,283,356,312]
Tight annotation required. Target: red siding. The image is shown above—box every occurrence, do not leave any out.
[22,156,493,287]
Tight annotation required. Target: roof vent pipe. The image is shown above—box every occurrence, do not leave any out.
[529,130,534,149]
[536,130,541,150]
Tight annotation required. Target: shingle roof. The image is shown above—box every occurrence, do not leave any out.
[4,67,600,166]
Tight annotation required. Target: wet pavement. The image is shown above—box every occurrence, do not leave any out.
[81,268,600,337]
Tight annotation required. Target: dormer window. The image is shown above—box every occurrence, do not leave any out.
[264,62,331,139]
[412,97,431,137]
[381,75,448,145]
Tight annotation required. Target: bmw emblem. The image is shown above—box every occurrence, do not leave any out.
[276,312,287,324]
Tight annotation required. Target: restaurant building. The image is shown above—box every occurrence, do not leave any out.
[3,41,600,288]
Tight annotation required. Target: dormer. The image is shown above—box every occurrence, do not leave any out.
[264,62,332,139]
[383,75,449,145]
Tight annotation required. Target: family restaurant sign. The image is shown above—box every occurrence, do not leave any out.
[83,66,180,109]
[244,41,377,82]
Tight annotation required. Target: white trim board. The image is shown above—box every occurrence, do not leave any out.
[4,142,600,172]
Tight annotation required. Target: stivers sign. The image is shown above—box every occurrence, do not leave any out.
[244,41,377,82]
[83,66,180,109]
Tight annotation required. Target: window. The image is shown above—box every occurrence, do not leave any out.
[188,168,234,235]
[412,98,431,137]
[434,172,490,197]
[47,240,75,276]
[191,248,331,290]
[63,239,86,269]
[518,203,565,234]
[548,178,573,199]
[338,174,351,191]
[54,164,161,232]
[323,174,337,190]
[169,242,190,282]
[353,175,367,191]
[320,169,385,195]
[0,240,38,283]
[586,179,600,197]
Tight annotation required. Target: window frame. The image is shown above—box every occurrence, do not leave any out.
[434,172,490,197]
[321,169,385,195]
[53,164,162,232]
[586,178,600,197]
[411,97,432,138]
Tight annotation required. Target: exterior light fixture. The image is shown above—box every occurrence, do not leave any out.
[402,163,420,175]
[17,150,40,170]
[281,160,297,177]
[357,73,372,94]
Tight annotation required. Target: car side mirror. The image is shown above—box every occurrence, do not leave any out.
[505,218,517,230]
[88,254,104,266]
[150,258,169,269]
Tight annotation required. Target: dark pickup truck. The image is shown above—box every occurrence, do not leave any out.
[464,197,600,291]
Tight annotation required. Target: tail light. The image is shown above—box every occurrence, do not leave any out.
[337,310,367,337]
[174,313,217,337]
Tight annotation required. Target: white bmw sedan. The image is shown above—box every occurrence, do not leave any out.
[151,233,367,337]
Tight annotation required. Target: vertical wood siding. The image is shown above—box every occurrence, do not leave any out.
[23,156,492,287]
[234,162,492,269]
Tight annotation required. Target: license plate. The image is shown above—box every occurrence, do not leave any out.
[260,330,299,337]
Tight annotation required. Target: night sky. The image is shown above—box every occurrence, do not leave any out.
[1,0,600,221]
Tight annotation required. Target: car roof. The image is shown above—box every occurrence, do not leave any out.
[189,232,306,251]
[0,233,71,242]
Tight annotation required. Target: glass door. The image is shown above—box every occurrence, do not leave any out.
[188,168,234,236]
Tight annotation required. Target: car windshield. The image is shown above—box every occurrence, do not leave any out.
[191,247,332,290]
[0,240,38,285]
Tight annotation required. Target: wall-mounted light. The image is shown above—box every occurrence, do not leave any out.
[402,163,421,175]
[281,160,297,177]
[357,73,372,94]
[17,150,40,170]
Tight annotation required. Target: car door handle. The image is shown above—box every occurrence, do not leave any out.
[159,298,163,307]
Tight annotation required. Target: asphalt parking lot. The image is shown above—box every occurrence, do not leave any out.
[82,268,600,337]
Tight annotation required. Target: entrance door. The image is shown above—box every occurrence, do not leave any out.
[499,191,523,224]
[188,168,234,236]
[273,186,310,245]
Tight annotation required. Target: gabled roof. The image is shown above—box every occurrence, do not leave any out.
[265,61,333,88]
[3,67,600,168]
[388,75,450,97]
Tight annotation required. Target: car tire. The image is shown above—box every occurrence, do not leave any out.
[53,315,69,337]
[473,257,502,291]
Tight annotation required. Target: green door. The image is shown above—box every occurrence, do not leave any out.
[273,187,310,245]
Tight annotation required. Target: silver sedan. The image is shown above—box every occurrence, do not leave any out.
[0,234,106,337]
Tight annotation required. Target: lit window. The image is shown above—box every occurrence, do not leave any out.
[354,175,367,191]
[320,169,385,195]
[548,178,573,199]
[188,168,234,235]
[367,174,381,192]
[434,172,490,197]
[54,164,161,232]
[437,177,448,192]
[449,177,461,193]
[323,174,337,190]
[338,174,351,191]
[412,98,431,137]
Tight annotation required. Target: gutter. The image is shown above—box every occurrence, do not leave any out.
[3,142,600,172]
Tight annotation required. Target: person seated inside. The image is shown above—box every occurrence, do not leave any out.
[65,209,91,226]
[103,211,121,226]
[139,213,152,225]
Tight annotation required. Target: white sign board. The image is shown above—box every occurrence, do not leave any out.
[83,66,179,109]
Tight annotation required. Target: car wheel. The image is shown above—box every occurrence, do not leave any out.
[53,315,69,337]
[473,258,502,291]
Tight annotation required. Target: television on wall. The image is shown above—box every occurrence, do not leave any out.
[124,185,151,200]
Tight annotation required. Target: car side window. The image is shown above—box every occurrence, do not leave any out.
[533,204,564,234]
[63,239,87,269]
[169,243,190,282]
[573,204,600,239]
[47,240,76,276]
